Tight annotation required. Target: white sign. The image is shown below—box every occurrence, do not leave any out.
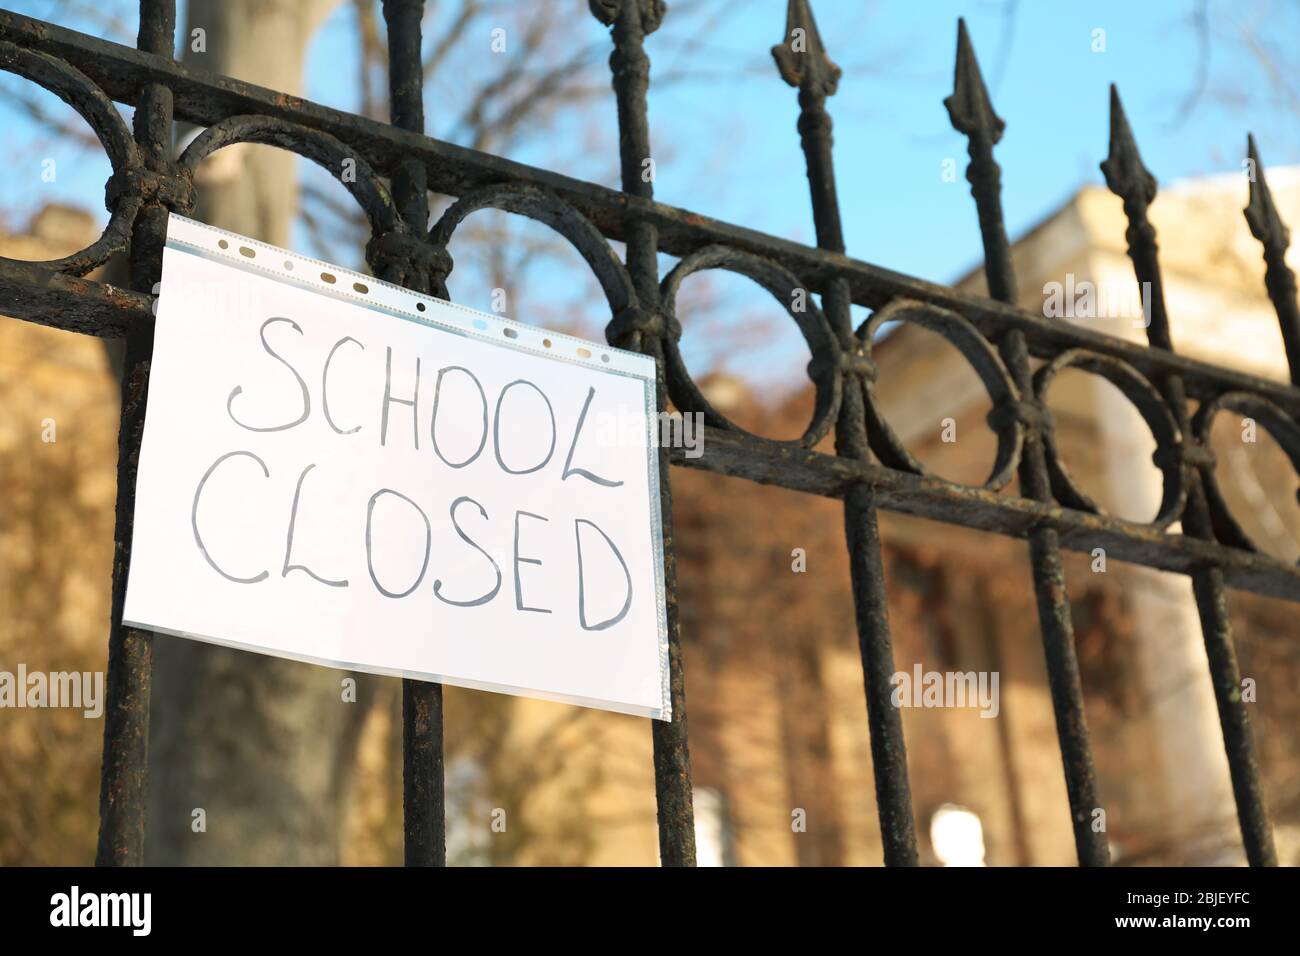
[123,215,669,720]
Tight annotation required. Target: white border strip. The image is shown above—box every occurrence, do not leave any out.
[164,214,656,379]
[123,621,665,720]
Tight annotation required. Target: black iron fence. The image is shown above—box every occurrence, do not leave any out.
[0,0,1294,866]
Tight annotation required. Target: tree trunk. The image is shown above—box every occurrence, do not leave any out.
[145,0,376,866]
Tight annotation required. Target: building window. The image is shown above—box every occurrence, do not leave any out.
[929,804,986,866]
[692,787,735,867]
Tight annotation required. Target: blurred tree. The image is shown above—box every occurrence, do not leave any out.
[145,0,360,867]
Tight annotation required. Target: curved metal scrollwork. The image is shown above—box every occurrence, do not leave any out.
[428,182,637,319]
[856,298,1022,491]
[179,115,401,237]
[0,41,140,276]
[1034,349,1186,530]
[1192,391,1300,553]
[659,245,841,448]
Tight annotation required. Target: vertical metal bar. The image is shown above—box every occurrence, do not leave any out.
[946,20,1109,866]
[1240,146,1300,857]
[1103,88,1276,866]
[1189,567,1275,863]
[380,0,446,868]
[773,0,918,866]
[592,0,696,866]
[95,0,175,868]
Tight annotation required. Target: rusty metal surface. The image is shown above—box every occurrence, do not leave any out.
[774,0,918,866]
[94,0,175,869]
[670,427,1300,600]
[945,19,1108,866]
[593,0,697,868]
[1103,86,1277,866]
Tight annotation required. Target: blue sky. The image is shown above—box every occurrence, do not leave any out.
[3,0,1298,385]
[597,0,1298,285]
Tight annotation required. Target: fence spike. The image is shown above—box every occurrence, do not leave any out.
[1244,134,1288,248]
[1101,85,1157,206]
[1244,133,1300,385]
[944,18,1004,143]
[772,0,840,96]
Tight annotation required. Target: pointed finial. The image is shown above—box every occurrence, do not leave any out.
[1101,85,1157,205]
[772,0,841,97]
[1244,133,1290,249]
[944,19,1004,143]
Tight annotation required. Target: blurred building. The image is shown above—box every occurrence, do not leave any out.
[4,167,1300,865]
[665,167,1300,866]
[0,205,119,864]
